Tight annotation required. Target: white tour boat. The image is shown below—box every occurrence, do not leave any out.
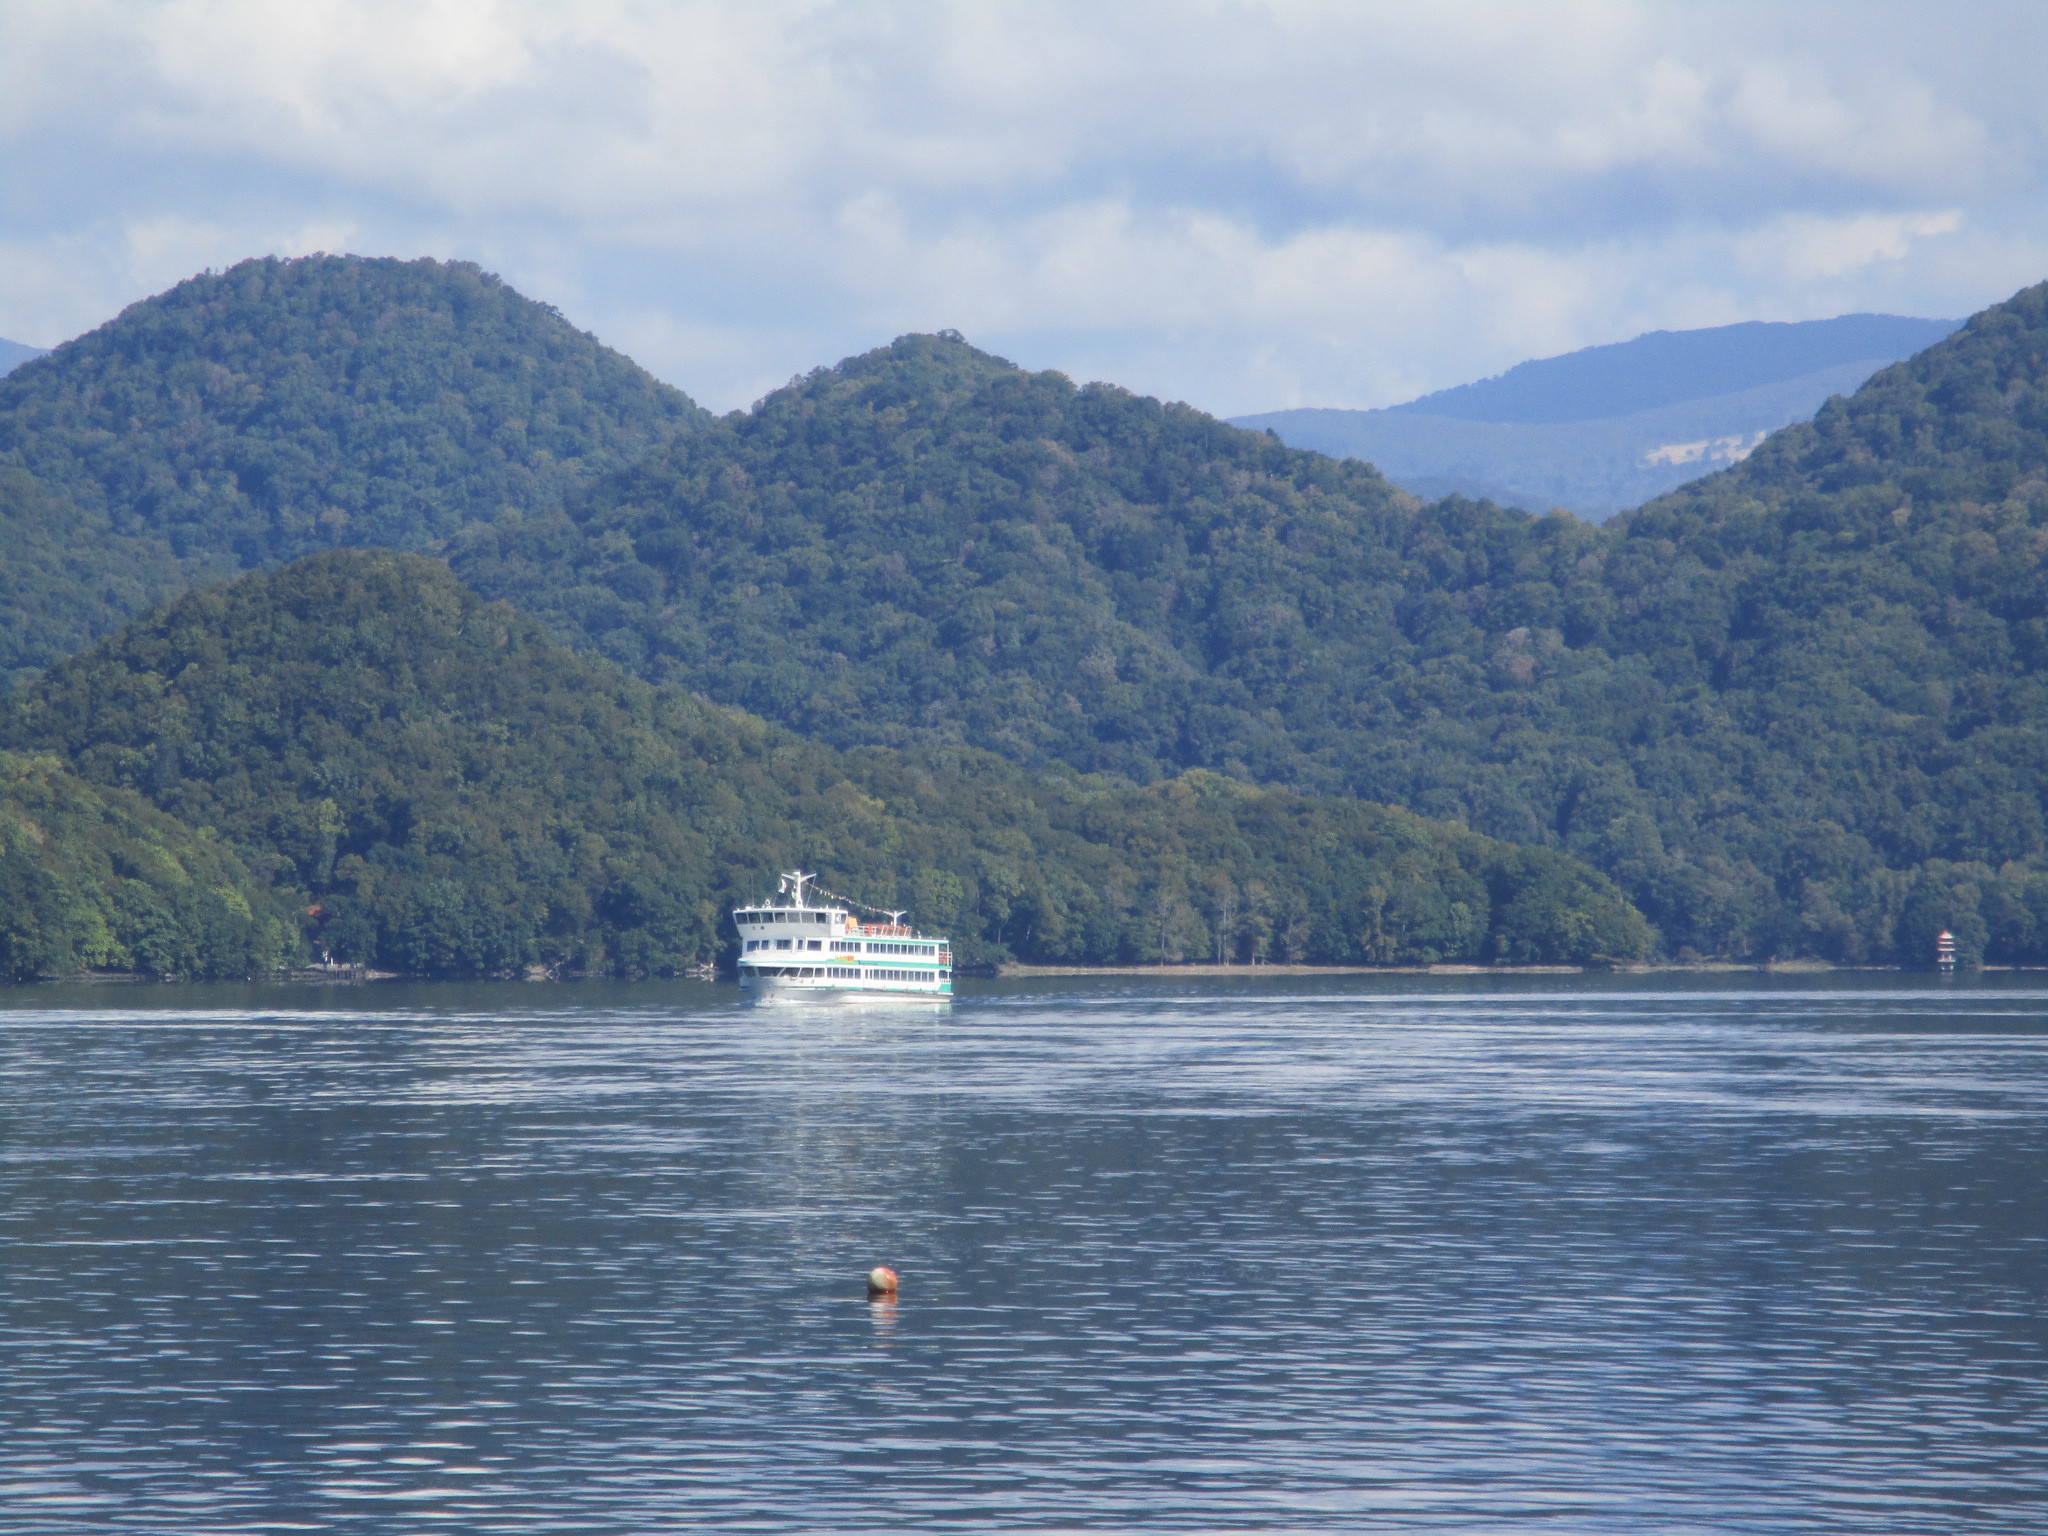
[734,871,953,1003]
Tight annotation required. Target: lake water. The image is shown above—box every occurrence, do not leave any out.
[1,974,2044,1532]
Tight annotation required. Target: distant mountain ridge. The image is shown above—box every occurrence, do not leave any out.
[1391,315,1959,422]
[0,338,44,375]
[1234,314,1959,515]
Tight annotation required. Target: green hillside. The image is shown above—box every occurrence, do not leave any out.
[5,259,2045,967]
[1582,288,2048,964]
[454,332,1440,776]
[452,301,2048,965]
[0,551,1643,976]
[0,750,294,980]
[0,467,178,689]
[0,254,706,683]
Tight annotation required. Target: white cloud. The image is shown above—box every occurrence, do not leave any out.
[1737,210,1964,284]
[0,0,2044,413]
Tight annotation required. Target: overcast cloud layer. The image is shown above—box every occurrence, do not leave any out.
[0,1,2042,414]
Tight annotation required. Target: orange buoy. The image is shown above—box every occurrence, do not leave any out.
[866,1265,899,1297]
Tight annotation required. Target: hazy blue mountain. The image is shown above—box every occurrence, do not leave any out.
[1388,315,1961,423]
[1234,315,1959,517]
[0,338,45,375]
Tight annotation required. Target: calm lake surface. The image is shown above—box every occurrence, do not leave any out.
[1,974,2044,1532]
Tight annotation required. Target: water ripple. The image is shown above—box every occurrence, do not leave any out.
[0,975,2043,1531]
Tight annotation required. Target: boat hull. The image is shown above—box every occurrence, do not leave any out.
[745,978,950,1003]
[743,973,950,1006]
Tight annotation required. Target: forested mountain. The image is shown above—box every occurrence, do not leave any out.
[454,332,1424,778]
[0,751,292,980]
[0,551,1645,977]
[1234,315,1959,515]
[0,467,170,690]
[2,256,2044,969]
[0,255,706,684]
[1589,289,2048,964]
[452,298,2048,965]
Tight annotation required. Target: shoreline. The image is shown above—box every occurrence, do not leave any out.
[40,959,2047,986]
[993,959,1919,978]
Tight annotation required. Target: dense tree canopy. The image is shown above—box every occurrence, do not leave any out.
[0,254,706,678]
[0,468,180,693]
[0,751,293,980]
[451,301,2048,964]
[3,256,2047,967]
[0,552,1646,976]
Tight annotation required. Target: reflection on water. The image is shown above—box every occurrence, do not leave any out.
[0,975,2044,1531]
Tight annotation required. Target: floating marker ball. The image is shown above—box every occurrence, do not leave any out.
[867,1265,899,1296]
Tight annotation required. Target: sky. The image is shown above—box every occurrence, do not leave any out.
[0,0,2043,416]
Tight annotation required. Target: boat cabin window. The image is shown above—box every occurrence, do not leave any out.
[775,938,792,950]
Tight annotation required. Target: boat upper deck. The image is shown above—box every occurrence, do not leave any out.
[733,905,931,939]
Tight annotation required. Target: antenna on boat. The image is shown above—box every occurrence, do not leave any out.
[783,870,817,907]
[886,910,907,926]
